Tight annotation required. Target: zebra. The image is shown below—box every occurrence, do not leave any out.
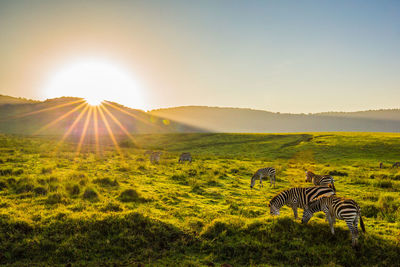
[179,152,192,163]
[301,195,365,247]
[305,171,336,192]
[149,152,162,164]
[392,162,400,168]
[269,186,335,219]
[250,167,276,189]
[379,162,383,169]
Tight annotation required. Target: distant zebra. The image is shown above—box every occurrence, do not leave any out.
[149,152,162,164]
[379,162,383,169]
[179,152,192,163]
[301,195,365,247]
[269,186,335,219]
[250,167,276,188]
[305,171,336,192]
[392,162,400,168]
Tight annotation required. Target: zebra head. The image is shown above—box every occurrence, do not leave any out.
[250,175,256,189]
[268,202,280,216]
[301,198,321,224]
[305,171,313,182]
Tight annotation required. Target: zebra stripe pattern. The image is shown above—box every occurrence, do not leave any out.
[301,195,365,247]
[250,167,276,188]
[269,186,335,219]
[149,152,162,164]
[305,171,336,192]
[179,152,192,163]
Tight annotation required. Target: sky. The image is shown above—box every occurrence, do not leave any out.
[0,0,399,113]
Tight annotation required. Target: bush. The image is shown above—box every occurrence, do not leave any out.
[46,193,64,204]
[0,181,7,191]
[375,180,393,189]
[93,177,119,187]
[119,189,140,202]
[0,168,12,176]
[83,188,99,201]
[101,202,123,212]
[34,186,48,196]
[329,170,348,176]
[66,184,80,196]
[41,167,53,174]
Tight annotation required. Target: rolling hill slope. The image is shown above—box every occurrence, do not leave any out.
[150,106,400,133]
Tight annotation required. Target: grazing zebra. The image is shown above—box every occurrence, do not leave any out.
[149,152,162,164]
[179,152,192,163]
[305,171,336,192]
[269,186,335,219]
[392,162,400,168]
[301,195,365,247]
[250,167,276,188]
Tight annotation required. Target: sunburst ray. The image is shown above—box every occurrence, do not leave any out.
[33,102,87,135]
[97,105,122,156]
[101,104,138,146]
[57,104,90,148]
[76,106,93,155]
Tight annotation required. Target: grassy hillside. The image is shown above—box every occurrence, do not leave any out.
[0,97,202,135]
[0,133,399,266]
[150,106,400,132]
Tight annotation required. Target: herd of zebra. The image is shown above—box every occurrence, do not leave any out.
[142,151,399,247]
[144,151,192,164]
[251,167,365,247]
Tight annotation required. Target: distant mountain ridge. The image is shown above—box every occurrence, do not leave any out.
[0,95,202,136]
[1,95,399,134]
[150,106,400,133]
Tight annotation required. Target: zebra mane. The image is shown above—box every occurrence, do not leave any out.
[269,189,288,205]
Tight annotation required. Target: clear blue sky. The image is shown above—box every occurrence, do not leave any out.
[0,0,399,112]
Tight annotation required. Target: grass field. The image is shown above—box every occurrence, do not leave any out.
[0,133,399,266]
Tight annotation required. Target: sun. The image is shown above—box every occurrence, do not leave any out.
[42,58,144,109]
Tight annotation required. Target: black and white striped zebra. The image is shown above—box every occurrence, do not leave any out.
[179,152,192,163]
[305,171,336,192]
[269,186,335,219]
[301,195,365,247]
[149,152,162,164]
[250,167,276,188]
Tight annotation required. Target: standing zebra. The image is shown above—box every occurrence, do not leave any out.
[179,152,192,163]
[305,171,336,192]
[301,195,365,247]
[392,162,400,168]
[250,167,276,188]
[269,186,335,219]
[149,152,162,164]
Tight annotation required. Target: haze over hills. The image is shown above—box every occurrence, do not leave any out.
[0,95,202,137]
[150,106,400,133]
[0,95,399,134]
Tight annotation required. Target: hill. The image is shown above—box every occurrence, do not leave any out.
[0,94,38,105]
[0,96,202,137]
[150,106,400,133]
[0,132,399,265]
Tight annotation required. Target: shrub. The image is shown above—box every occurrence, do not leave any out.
[375,180,393,189]
[46,193,64,204]
[362,204,379,218]
[41,167,53,174]
[34,186,48,196]
[329,170,348,176]
[93,177,119,187]
[101,201,123,212]
[66,184,80,196]
[83,188,99,201]
[0,169,12,176]
[119,189,140,202]
[0,181,7,191]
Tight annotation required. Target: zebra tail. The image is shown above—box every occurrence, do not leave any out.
[359,212,366,233]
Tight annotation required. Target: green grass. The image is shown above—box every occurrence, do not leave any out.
[0,133,399,266]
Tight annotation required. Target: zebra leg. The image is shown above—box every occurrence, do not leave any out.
[346,220,358,247]
[292,206,298,219]
[326,212,335,235]
[260,177,263,188]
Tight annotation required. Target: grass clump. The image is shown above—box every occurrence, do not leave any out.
[65,184,80,196]
[83,188,99,201]
[119,189,141,202]
[93,177,119,187]
[46,193,64,204]
[33,186,48,196]
[101,201,123,212]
